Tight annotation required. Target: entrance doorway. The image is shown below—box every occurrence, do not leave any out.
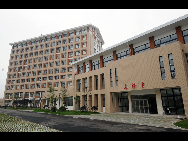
[131,94,157,114]
[132,99,149,113]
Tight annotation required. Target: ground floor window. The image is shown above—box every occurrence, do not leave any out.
[160,88,185,115]
[118,92,129,112]
[65,96,73,106]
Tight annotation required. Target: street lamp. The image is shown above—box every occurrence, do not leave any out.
[59,93,61,114]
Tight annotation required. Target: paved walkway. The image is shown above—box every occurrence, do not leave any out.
[0,108,188,132]
[65,112,188,130]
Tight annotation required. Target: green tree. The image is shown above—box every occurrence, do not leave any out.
[60,86,69,105]
[47,86,56,107]
[12,92,19,108]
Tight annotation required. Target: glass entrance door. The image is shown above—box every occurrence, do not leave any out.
[132,99,149,113]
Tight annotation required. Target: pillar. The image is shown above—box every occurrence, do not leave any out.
[83,62,85,73]
[128,92,132,113]
[98,94,103,112]
[129,44,134,56]
[176,26,184,44]
[149,36,155,49]
[100,56,103,68]
[89,60,92,71]
[155,89,163,115]
[113,50,117,61]
[76,65,79,75]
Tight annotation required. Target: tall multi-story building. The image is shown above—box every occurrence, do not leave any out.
[4,24,104,109]
[72,14,188,117]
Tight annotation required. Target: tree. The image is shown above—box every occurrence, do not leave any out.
[60,86,69,106]
[47,86,56,108]
[12,92,19,108]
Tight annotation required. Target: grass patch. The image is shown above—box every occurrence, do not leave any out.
[32,109,100,115]
[174,119,188,129]
[6,107,100,115]
[0,113,60,132]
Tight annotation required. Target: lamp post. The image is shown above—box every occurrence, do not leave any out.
[59,93,61,114]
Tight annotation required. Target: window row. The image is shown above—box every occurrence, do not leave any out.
[76,68,118,92]
[12,29,88,49]
[6,81,72,90]
[159,53,176,80]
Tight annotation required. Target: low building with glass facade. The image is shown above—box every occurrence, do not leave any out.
[72,14,188,117]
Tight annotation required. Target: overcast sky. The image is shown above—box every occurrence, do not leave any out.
[1,9,188,99]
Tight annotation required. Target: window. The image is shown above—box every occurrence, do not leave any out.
[50,55,54,60]
[43,83,46,88]
[134,43,150,54]
[56,48,61,53]
[75,44,80,49]
[103,56,113,67]
[82,29,87,33]
[62,67,66,73]
[110,69,113,87]
[76,30,81,35]
[82,50,87,55]
[61,81,65,87]
[89,76,92,91]
[62,53,66,58]
[82,42,86,47]
[82,35,86,40]
[55,75,59,80]
[95,75,98,90]
[49,76,53,80]
[56,61,60,66]
[65,96,73,106]
[76,37,80,41]
[84,77,87,92]
[68,81,72,87]
[46,43,50,47]
[79,66,83,74]
[52,42,55,46]
[63,40,67,44]
[75,51,80,56]
[55,68,59,73]
[45,50,49,54]
[44,63,48,68]
[159,56,166,80]
[49,69,53,74]
[68,67,72,72]
[68,74,72,79]
[51,49,55,53]
[155,33,177,48]
[92,60,100,70]
[69,32,74,36]
[68,52,73,58]
[36,40,40,44]
[168,53,176,79]
[161,88,185,115]
[36,83,40,88]
[52,36,56,40]
[57,35,62,39]
[85,63,89,72]
[63,34,68,38]
[62,46,67,51]
[50,62,54,67]
[46,37,50,41]
[77,79,81,92]
[115,68,118,86]
[68,59,73,65]
[183,29,188,44]
[61,75,66,79]
[62,60,66,65]
[41,39,45,42]
[69,45,73,50]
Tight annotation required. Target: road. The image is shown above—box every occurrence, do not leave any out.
[0,108,187,132]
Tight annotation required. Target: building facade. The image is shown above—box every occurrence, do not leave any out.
[4,24,104,109]
[72,14,188,117]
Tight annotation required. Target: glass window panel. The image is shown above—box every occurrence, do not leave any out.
[183,29,188,36]
[167,89,173,96]
[173,89,180,95]
[160,62,164,68]
[162,97,168,106]
[168,97,174,106]
[175,96,183,106]
[184,36,188,44]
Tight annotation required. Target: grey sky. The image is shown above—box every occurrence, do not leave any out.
[1,9,188,98]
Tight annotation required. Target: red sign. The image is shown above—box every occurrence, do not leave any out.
[132,83,136,88]
[124,84,128,89]
[142,82,144,88]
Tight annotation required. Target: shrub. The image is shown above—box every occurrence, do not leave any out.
[51,106,57,112]
[59,106,67,112]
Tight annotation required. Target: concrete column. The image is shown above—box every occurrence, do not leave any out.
[83,62,85,73]
[129,44,134,56]
[98,94,103,112]
[155,89,163,115]
[128,92,132,113]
